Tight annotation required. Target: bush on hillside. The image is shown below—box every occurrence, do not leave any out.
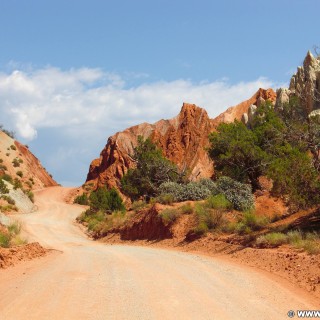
[198,179,220,195]
[89,187,125,213]
[74,194,89,205]
[205,194,232,211]
[179,182,211,201]
[0,179,9,194]
[216,176,254,211]
[158,181,211,202]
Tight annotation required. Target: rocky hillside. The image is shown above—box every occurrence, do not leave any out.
[0,130,57,190]
[85,89,276,190]
[212,88,276,126]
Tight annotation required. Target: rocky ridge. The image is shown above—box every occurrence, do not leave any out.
[86,89,276,191]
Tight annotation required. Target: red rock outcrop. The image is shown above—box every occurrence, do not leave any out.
[212,88,276,126]
[86,89,276,191]
[87,103,216,189]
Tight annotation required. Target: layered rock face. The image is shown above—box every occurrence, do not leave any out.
[86,89,276,190]
[86,103,216,189]
[0,131,57,189]
[276,51,320,114]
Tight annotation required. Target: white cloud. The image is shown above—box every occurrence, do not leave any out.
[0,66,278,141]
[0,66,281,185]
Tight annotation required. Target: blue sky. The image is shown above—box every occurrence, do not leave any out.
[0,0,319,185]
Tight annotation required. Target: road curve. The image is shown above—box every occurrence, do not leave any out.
[0,187,317,320]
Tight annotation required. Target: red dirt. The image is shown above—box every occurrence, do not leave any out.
[0,242,48,269]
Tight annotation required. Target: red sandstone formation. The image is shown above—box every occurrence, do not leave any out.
[86,89,276,190]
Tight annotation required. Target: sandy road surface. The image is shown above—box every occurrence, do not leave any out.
[0,187,318,320]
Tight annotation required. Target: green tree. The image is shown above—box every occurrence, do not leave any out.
[208,121,267,190]
[121,136,183,200]
[89,187,124,213]
[208,100,320,209]
[267,145,320,209]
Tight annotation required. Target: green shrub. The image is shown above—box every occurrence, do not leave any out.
[0,231,11,248]
[286,230,303,244]
[0,164,7,171]
[78,209,128,234]
[0,125,15,139]
[25,190,34,203]
[179,202,193,214]
[0,179,9,194]
[12,158,20,167]
[256,232,288,247]
[0,204,18,212]
[158,182,183,201]
[290,232,320,255]
[216,176,254,211]
[158,181,213,202]
[1,195,15,205]
[179,182,211,201]
[13,178,22,190]
[131,200,148,211]
[295,240,320,255]
[10,145,16,150]
[16,170,23,177]
[194,203,226,233]
[156,193,175,205]
[74,194,89,205]
[89,187,125,213]
[228,211,269,234]
[205,194,232,210]
[159,208,180,224]
[8,221,21,235]
[193,221,209,235]
[85,211,106,231]
[10,235,27,246]
[241,211,269,231]
[268,146,320,209]
[1,174,12,183]
[199,179,219,195]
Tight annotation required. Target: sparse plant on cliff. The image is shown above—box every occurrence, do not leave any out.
[16,170,23,178]
[0,179,9,194]
[0,124,15,139]
[12,158,20,167]
[24,190,34,203]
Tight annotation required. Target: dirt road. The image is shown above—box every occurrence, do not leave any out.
[0,187,318,320]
